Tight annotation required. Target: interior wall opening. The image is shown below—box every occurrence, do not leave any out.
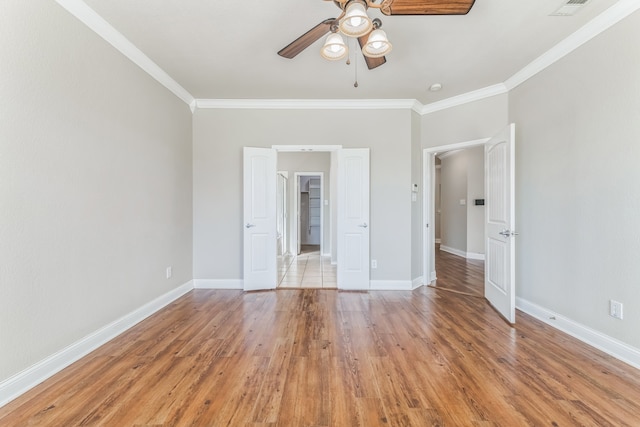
[425,143,488,298]
[276,151,336,289]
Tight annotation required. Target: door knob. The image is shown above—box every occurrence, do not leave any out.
[499,229,518,237]
[245,223,256,228]
[358,223,368,228]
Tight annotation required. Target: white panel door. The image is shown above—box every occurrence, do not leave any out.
[485,124,517,323]
[243,147,277,291]
[337,149,370,290]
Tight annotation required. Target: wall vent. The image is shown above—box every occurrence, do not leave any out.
[550,0,591,16]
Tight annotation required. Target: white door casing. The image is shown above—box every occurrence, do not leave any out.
[337,148,370,290]
[243,147,277,291]
[484,124,517,323]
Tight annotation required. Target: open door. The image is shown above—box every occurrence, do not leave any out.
[337,149,370,290]
[485,124,517,323]
[243,147,277,291]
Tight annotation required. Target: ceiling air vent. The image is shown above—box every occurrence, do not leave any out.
[550,0,591,16]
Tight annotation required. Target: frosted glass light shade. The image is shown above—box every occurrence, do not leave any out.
[320,33,348,60]
[339,1,372,37]
[362,29,392,58]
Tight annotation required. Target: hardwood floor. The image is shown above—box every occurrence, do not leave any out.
[2,285,640,424]
[431,244,484,297]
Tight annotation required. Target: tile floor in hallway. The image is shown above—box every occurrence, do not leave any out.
[277,248,336,288]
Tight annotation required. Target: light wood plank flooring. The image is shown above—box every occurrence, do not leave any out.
[431,244,484,297]
[2,270,640,425]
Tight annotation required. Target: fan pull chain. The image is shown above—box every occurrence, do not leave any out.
[354,48,359,88]
[346,38,351,65]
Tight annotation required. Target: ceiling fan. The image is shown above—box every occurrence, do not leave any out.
[278,0,476,70]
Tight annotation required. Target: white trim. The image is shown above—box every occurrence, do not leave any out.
[272,145,342,152]
[420,84,509,115]
[196,98,420,111]
[193,279,243,289]
[435,238,442,244]
[439,245,467,258]
[440,245,485,261]
[55,0,194,106]
[436,149,464,159]
[505,0,640,91]
[516,297,640,370]
[425,138,491,154]
[466,252,485,261]
[370,280,414,291]
[0,281,193,408]
[412,277,424,290]
[430,271,437,282]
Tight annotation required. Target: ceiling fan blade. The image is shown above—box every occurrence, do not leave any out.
[357,34,386,70]
[381,0,475,16]
[278,19,336,59]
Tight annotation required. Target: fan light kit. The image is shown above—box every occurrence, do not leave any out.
[278,0,476,71]
[320,1,392,63]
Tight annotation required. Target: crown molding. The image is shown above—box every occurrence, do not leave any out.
[195,98,421,111]
[505,0,640,91]
[56,0,639,116]
[420,84,509,115]
[55,0,194,106]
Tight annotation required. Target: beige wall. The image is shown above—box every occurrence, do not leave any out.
[193,108,413,282]
[0,3,193,382]
[509,10,640,347]
[465,146,485,255]
[411,112,423,281]
[422,94,508,148]
[440,152,468,253]
[439,146,484,256]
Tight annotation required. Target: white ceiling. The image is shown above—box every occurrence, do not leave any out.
[81,0,619,104]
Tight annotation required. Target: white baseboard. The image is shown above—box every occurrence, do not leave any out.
[466,252,486,261]
[439,245,466,258]
[193,279,243,289]
[440,245,485,260]
[370,280,414,291]
[0,281,194,408]
[435,238,442,244]
[516,297,640,370]
[430,271,437,283]
[412,277,424,289]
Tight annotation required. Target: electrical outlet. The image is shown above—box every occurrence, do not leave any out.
[371,260,377,269]
[166,266,172,279]
[610,300,623,320]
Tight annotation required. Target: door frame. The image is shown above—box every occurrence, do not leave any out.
[293,172,324,255]
[423,138,490,285]
[276,171,289,256]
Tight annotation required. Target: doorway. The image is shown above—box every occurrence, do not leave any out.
[423,124,517,323]
[243,146,371,291]
[423,138,489,290]
[432,146,486,296]
[296,173,323,256]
